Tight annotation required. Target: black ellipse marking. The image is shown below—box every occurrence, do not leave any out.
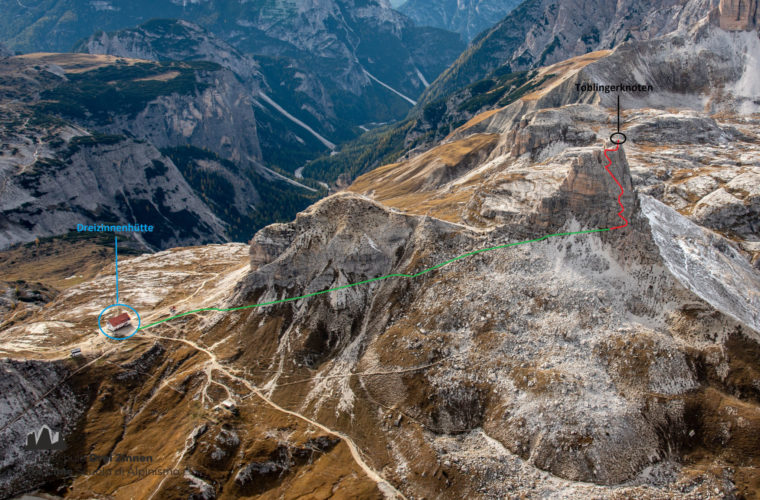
[610,132,627,145]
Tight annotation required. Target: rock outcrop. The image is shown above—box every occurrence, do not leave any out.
[0,54,319,250]
[0,136,227,250]
[418,0,719,106]
[243,193,475,366]
[719,0,759,30]
[0,359,83,499]
[540,147,635,231]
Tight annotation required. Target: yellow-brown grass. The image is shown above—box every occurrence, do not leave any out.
[0,237,119,289]
[134,71,180,82]
[349,133,498,221]
[523,50,613,101]
[15,53,148,73]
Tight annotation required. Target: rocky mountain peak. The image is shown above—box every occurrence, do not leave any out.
[543,147,634,231]
[3,0,760,498]
[79,19,263,83]
[718,0,759,30]
[418,0,722,106]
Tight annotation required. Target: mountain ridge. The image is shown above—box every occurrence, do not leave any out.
[418,0,720,107]
[1,1,760,498]
[309,0,749,189]
[0,53,322,250]
[0,0,463,110]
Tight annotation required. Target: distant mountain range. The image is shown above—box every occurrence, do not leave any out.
[309,0,725,183]
[0,0,464,165]
[0,0,462,116]
[0,51,322,250]
[5,2,760,497]
[0,0,466,248]
[399,0,523,41]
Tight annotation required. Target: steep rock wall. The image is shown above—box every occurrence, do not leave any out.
[719,0,759,30]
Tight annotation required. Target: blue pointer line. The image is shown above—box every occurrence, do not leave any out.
[115,236,119,303]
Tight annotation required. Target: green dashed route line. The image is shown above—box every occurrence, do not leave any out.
[137,227,611,332]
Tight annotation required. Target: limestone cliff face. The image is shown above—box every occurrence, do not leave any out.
[0,136,227,250]
[75,26,264,167]
[419,0,720,106]
[80,20,264,84]
[0,360,83,499]
[108,69,262,167]
[0,54,318,250]
[81,23,264,166]
[400,0,523,41]
[719,0,759,30]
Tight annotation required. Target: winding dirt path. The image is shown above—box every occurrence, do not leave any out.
[146,332,407,499]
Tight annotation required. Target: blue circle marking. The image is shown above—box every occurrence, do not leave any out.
[97,304,141,340]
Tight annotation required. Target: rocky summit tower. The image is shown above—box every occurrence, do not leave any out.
[719,0,759,30]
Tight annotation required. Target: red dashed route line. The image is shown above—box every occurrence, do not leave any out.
[603,143,629,230]
[1,141,630,500]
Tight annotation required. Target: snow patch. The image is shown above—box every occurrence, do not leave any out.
[363,233,380,252]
